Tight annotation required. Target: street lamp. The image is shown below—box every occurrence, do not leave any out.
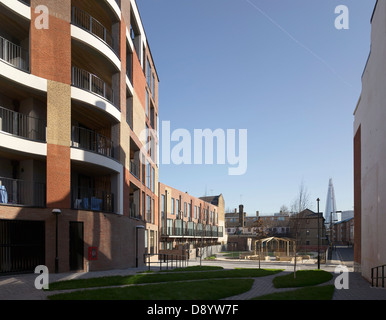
[316,198,320,269]
[52,209,61,273]
[136,225,145,268]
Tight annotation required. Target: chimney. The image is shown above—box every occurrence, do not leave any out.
[256,211,259,217]
[239,205,244,228]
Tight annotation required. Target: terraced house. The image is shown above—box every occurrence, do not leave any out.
[0,0,160,274]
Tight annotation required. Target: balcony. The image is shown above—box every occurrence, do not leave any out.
[71,126,115,159]
[0,177,46,207]
[0,106,46,142]
[161,220,221,238]
[71,186,114,213]
[0,36,29,72]
[71,66,117,108]
[71,7,114,52]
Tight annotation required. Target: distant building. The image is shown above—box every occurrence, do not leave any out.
[325,178,338,224]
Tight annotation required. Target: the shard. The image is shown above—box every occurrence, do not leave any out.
[325,178,338,224]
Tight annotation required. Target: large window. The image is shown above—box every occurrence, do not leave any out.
[184,202,187,217]
[146,162,151,189]
[161,194,165,220]
[147,195,151,222]
[147,58,152,88]
[171,198,175,215]
[176,199,180,218]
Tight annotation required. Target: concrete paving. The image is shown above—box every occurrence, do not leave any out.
[0,246,385,300]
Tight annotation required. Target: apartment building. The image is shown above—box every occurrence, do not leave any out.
[353,0,386,282]
[0,0,159,273]
[158,183,225,258]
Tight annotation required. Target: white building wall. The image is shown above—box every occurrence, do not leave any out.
[354,0,386,282]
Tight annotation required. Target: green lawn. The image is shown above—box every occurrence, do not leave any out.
[252,285,335,300]
[47,268,282,291]
[48,279,254,300]
[273,270,333,288]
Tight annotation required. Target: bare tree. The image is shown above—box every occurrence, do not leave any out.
[289,181,312,278]
[291,181,312,214]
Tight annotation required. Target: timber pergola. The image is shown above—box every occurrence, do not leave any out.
[254,236,296,257]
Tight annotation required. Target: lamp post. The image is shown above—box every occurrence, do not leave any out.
[52,209,61,273]
[136,225,145,268]
[317,198,320,269]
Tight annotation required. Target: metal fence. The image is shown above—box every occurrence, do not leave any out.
[71,66,115,106]
[0,36,29,71]
[71,126,115,159]
[71,186,114,213]
[0,177,46,207]
[0,106,46,142]
[144,253,188,271]
[71,6,114,49]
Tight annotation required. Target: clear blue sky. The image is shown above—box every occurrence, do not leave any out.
[136,0,376,215]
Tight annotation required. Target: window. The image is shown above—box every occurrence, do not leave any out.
[146,162,151,189]
[161,194,165,220]
[171,198,175,215]
[152,198,155,224]
[176,199,180,218]
[194,206,197,219]
[147,195,151,222]
[188,203,192,219]
[147,58,152,88]
[152,167,155,192]
[144,229,148,254]
[184,202,187,217]
[146,90,149,118]
[152,74,155,98]
[150,230,154,254]
[142,191,145,220]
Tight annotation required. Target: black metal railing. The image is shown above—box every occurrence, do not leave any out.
[71,186,114,213]
[71,7,114,50]
[0,36,29,72]
[71,126,115,159]
[371,265,386,288]
[161,222,221,238]
[0,106,46,142]
[71,66,116,107]
[0,177,46,207]
[144,253,188,271]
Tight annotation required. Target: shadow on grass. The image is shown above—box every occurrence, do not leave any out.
[48,279,255,300]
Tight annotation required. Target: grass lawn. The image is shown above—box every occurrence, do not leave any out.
[273,270,333,288]
[47,268,282,291]
[48,279,254,300]
[251,285,335,300]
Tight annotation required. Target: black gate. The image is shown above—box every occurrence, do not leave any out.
[0,219,45,274]
[69,221,84,271]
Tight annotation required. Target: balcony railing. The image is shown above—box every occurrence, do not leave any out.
[71,7,114,51]
[0,177,46,207]
[71,126,115,159]
[72,186,114,213]
[71,66,117,108]
[0,106,46,142]
[0,36,29,72]
[161,221,221,238]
